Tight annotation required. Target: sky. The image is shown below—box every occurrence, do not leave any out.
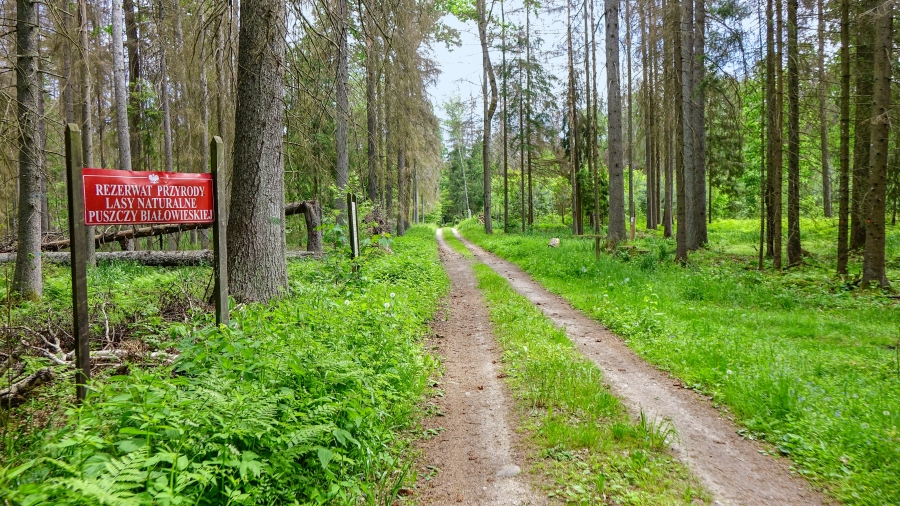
[424,0,607,139]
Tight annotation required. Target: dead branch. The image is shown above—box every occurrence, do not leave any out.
[0,368,53,408]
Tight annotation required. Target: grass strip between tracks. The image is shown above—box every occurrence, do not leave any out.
[472,262,706,504]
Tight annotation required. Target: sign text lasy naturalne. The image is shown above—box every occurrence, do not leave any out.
[82,168,214,226]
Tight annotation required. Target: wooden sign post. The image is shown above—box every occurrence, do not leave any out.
[347,193,360,261]
[64,126,229,401]
[211,137,229,326]
[65,124,90,401]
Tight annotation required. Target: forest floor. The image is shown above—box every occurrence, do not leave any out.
[422,227,830,505]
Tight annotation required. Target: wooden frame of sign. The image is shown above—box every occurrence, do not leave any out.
[64,124,229,401]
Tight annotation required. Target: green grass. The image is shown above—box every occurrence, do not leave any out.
[439,228,474,258]
[0,225,448,505]
[459,218,900,505]
[473,263,706,504]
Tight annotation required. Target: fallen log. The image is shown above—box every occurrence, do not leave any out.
[0,367,53,408]
[38,200,323,252]
[0,250,318,266]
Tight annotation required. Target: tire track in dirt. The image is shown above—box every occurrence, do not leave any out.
[413,229,545,506]
[453,229,831,506]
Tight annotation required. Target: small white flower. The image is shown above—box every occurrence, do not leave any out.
[384,302,390,308]
[624,277,630,283]
[885,411,891,416]
[726,369,733,375]
[344,300,350,305]
[390,292,396,298]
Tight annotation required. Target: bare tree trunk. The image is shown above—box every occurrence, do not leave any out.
[227,0,288,303]
[502,0,508,232]
[198,7,210,250]
[862,4,892,287]
[13,0,43,299]
[681,0,695,249]
[527,5,534,227]
[335,0,349,222]
[397,146,406,236]
[520,65,526,232]
[673,0,687,262]
[78,0,96,265]
[592,0,601,234]
[837,0,851,274]
[478,0,498,233]
[642,0,654,229]
[851,0,876,251]
[691,0,707,246]
[607,0,626,242]
[786,0,801,265]
[818,0,832,218]
[626,0,634,239]
[111,0,132,172]
[124,0,142,171]
[365,10,378,204]
[567,0,577,234]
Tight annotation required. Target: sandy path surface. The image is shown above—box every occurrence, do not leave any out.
[413,229,545,506]
[453,229,831,506]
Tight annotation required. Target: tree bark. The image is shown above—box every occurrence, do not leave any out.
[681,0,696,248]
[228,0,288,303]
[674,0,687,262]
[626,0,634,239]
[365,10,379,203]
[786,0,801,265]
[606,0,626,242]
[837,0,850,274]
[818,0,832,218]
[850,0,876,251]
[478,0,498,234]
[690,0,707,247]
[78,0,96,265]
[123,0,142,171]
[335,0,350,222]
[862,4,892,287]
[13,0,43,300]
[502,0,508,232]
[111,0,132,172]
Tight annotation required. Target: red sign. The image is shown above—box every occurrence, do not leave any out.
[82,168,214,225]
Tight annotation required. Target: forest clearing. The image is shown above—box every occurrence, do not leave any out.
[1,0,898,503]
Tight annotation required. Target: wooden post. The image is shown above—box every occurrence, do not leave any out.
[347,193,360,260]
[211,136,229,326]
[65,124,90,401]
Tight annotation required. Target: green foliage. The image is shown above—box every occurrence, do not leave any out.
[460,219,900,505]
[0,226,448,505]
[472,263,705,504]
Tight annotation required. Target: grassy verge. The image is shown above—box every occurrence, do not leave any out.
[473,263,706,504]
[439,228,473,258]
[0,225,448,505]
[460,219,900,505]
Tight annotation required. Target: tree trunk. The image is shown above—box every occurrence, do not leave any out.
[527,5,534,227]
[123,0,142,171]
[862,4,892,287]
[642,0,653,229]
[78,0,96,265]
[365,11,379,203]
[567,0,577,234]
[663,0,673,238]
[227,0,288,303]
[681,0,696,249]
[13,0,43,300]
[818,0,832,218]
[198,7,210,250]
[502,0,509,232]
[674,0,687,262]
[626,0,635,239]
[397,147,406,236]
[592,0,601,234]
[607,0,626,242]
[850,0,876,251]
[335,0,349,222]
[478,0,498,234]
[786,0,801,265]
[691,0,707,247]
[111,0,132,172]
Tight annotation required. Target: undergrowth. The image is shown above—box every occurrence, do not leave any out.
[0,225,448,505]
[472,263,706,504]
[460,218,900,505]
